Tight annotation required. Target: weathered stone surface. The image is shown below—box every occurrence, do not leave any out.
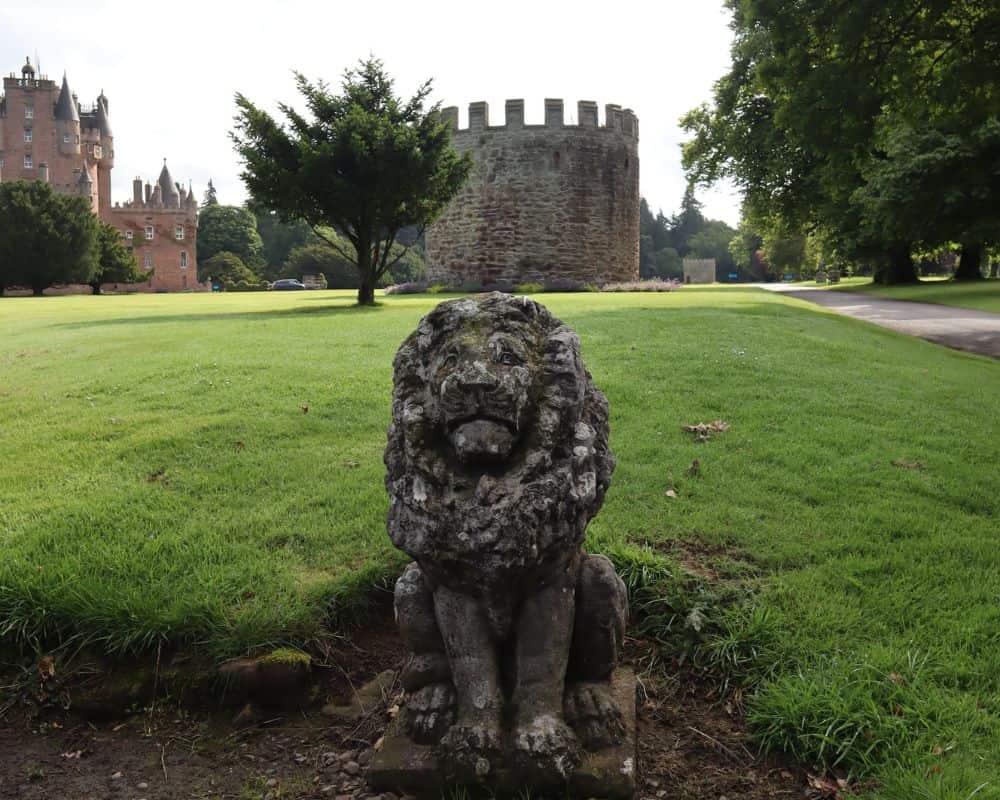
[368,668,637,798]
[425,101,640,287]
[323,669,398,721]
[381,294,633,794]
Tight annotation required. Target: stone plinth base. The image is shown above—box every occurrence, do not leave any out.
[367,668,636,798]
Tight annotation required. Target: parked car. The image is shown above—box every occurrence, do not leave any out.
[271,278,307,291]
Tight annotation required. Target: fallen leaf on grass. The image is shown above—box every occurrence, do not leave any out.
[807,773,849,797]
[38,656,55,681]
[685,459,701,477]
[665,488,678,499]
[146,468,167,483]
[891,458,924,470]
[682,420,730,441]
[343,460,360,469]
[61,750,83,759]
[234,440,245,452]
[301,405,309,414]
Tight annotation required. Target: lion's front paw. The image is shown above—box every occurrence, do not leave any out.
[402,681,456,745]
[511,713,581,781]
[564,681,625,750]
[437,720,503,780]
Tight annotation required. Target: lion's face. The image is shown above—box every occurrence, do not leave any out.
[432,327,539,465]
[386,293,615,579]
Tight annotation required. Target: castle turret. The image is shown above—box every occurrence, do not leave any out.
[158,160,179,208]
[94,92,114,215]
[55,73,82,157]
[21,57,35,80]
[426,97,640,286]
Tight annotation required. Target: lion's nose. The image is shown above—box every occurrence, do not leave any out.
[459,361,498,390]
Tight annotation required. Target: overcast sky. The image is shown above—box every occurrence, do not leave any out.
[2,0,741,225]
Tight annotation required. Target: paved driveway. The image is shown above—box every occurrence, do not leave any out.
[759,285,1000,358]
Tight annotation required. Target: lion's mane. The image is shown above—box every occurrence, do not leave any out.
[384,293,615,596]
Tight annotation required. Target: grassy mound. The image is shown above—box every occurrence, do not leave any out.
[1,288,998,795]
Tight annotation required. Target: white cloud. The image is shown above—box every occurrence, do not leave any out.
[1,0,740,225]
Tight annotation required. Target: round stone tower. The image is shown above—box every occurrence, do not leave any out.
[425,99,640,287]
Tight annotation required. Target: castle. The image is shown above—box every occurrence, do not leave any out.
[426,99,640,287]
[0,57,203,292]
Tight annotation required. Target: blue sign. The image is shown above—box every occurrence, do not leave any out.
[783,274,795,282]
[728,273,738,280]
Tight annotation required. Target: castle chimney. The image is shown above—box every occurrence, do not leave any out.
[144,182,152,204]
[133,177,143,206]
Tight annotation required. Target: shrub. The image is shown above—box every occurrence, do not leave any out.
[542,277,598,292]
[384,281,429,295]
[259,280,270,291]
[514,282,545,294]
[234,279,251,292]
[602,279,678,292]
[426,283,448,294]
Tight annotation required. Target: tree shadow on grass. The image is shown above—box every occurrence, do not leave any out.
[52,300,384,330]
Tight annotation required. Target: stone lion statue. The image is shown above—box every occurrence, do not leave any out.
[384,293,628,784]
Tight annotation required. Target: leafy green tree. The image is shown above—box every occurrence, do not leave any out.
[232,56,472,305]
[728,222,765,278]
[250,203,317,281]
[283,243,356,288]
[688,219,738,279]
[200,251,256,288]
[197,204,264,273]
[91,223,143,293]
[202,179,219,207]
[669,186,707,256]
[0,181,99,295]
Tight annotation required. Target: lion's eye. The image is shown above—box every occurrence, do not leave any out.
[498,351,521,366]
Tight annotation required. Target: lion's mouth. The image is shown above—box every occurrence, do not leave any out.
[445,412,517,434]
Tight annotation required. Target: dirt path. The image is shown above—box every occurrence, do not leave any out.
[1,618,817,799]
[760,285,1000,358]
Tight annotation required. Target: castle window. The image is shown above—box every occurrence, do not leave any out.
[125,230,133,241]
[63,134,70,144]
[145,225,154,240]
[24,106,33,119]
[552,151,561,168]
[175,225,185,240]
[180,251,188,268]
[143,252,153,269]
[23,154,33,169]
[23,128,32,143]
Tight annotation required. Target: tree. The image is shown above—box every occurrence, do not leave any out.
[0,181,99,295]
[232,56,472,305]
[688,219,737,279]
[683,0,998,285]
[250,203,317,281]
[668,186,707,256]
[283,242,356,288]
[90,222,143,293]
[203,179,219,207]
[200,251,256,288]
[196,204,264,276]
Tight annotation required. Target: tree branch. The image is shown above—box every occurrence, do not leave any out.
[311,225,358,265]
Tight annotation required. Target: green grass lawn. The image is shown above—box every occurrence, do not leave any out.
[830,278,1000,313]
[2,288,998,797]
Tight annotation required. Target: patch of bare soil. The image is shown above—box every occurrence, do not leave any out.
[0,609,814,800]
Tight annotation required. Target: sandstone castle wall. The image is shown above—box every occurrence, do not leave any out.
[426,99,640,287]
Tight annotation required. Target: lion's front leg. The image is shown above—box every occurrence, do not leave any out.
[432,583,503,779]
[510,561,581,781]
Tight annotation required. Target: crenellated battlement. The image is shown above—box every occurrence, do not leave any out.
[441,99,638,139]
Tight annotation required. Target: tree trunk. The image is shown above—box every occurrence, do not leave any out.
[954,241,984,281]
[873,243,918,285]
[355,238,376,305]
[32,285,45,297]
